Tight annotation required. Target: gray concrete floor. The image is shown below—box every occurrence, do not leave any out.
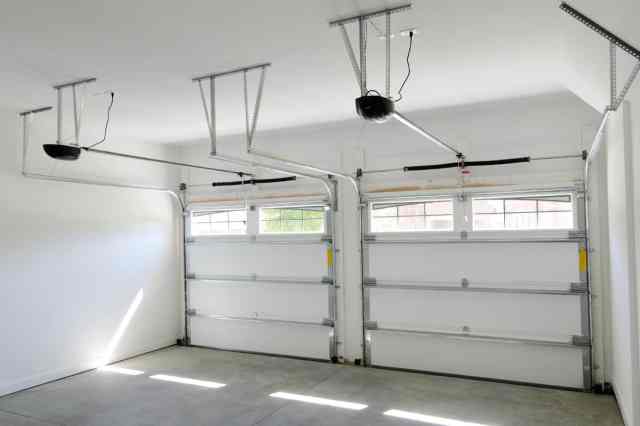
[0,346,623,426]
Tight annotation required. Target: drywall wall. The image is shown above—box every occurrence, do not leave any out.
[0,108,182,396]
[176,91,600,365]
[562,1,640,421]
[606,104,640,426]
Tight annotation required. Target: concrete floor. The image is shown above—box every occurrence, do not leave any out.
[0,346,623,426]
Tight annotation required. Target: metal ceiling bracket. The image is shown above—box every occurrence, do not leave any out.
[330,4,412,97]
[560,2,640,112]
[52,77,96,146]
[194,63,271,156]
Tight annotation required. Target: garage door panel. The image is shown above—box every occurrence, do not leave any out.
[188,242,327,278]
[369,289,582,341]
[369,242,579,284]
[189,281,329,322]
[370,331,585,388]
[190,316,330,360]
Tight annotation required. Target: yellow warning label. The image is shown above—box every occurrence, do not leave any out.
[327,247,334,268]
[579,248,588,273]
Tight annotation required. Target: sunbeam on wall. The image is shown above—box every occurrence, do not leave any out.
[96,289,144,367]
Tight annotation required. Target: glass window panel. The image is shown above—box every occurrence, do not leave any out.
[473,199,504,214]
[371,217,398,233]
[261,220,282,233]
[398,215,426,231]
[426,201,453,215]
[260,206,326,234]
[505,199,537,213]
[472,194,574,231]
[505,212,538,229]
[207,211,230,223]
[473,214,504,231]
[538,211,574,229]
[539,200,572,212]
[283,209,303,220]
[229,221,247,233]
[228,210,247,221]
[303,209,324,220]
[426,216,454,231]
[372,206,398,217]
[192,223,211,235]
[282,219,303,233]
[397,203,425,216]
[191,209,247,236]
[371,199,454,233]
[302,219,323,232]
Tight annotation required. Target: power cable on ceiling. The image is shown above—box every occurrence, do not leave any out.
[395,31,414,102]
[87,91,115,149]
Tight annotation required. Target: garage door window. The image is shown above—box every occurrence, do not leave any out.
[472,193,574,231]
[370,199,454,233]
[190,209,248,235]
[259,206,326,234]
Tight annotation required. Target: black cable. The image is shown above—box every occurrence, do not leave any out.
[87,92,115,149]
[395,31,414,103]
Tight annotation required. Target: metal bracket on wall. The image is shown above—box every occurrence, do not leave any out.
[570,282,589,293]
[569,230,587,240]
[365,321,379,330]
[363,278,377,287]
[572,335,592,347]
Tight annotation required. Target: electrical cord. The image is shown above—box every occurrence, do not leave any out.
[87,91,115,149]
[395,31,414,102]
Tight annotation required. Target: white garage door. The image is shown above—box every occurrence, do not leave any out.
[185,200,337,361]
[361,186,591,390]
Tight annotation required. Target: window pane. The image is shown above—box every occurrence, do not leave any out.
[427,201,453,215]
[505,212,537,229]
[209,222,229,233]
[191,209,247,236]
[372,206,398,217]
[397,203,425,216]
[283,209,303,220]
[229,221,247,233]
[538,211,573,229]
[261,209,281,220]
[398,215,426,231]
[303,209,324,220]
[371,199,454,233]
[473,199,504,214]
[302,219,323,232]
[426,216,454,231]
[260,206,326,234]
[282,219,303,233]
[473,213,504,230]
[505,199,536,213]
[539,200,572,212]
[371,217,398,233]
[472,194,573,231]
[229,210,247,221]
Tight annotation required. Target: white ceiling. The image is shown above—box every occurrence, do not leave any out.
[0,1,598,145]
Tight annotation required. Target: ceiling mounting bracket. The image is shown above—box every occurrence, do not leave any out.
[193,63,271,157]
[560,2,640,112]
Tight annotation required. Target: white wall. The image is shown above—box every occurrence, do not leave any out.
[562,1,640,422]
[176,92,599,364]
[605,104,640,426]
[0,108,182,396]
